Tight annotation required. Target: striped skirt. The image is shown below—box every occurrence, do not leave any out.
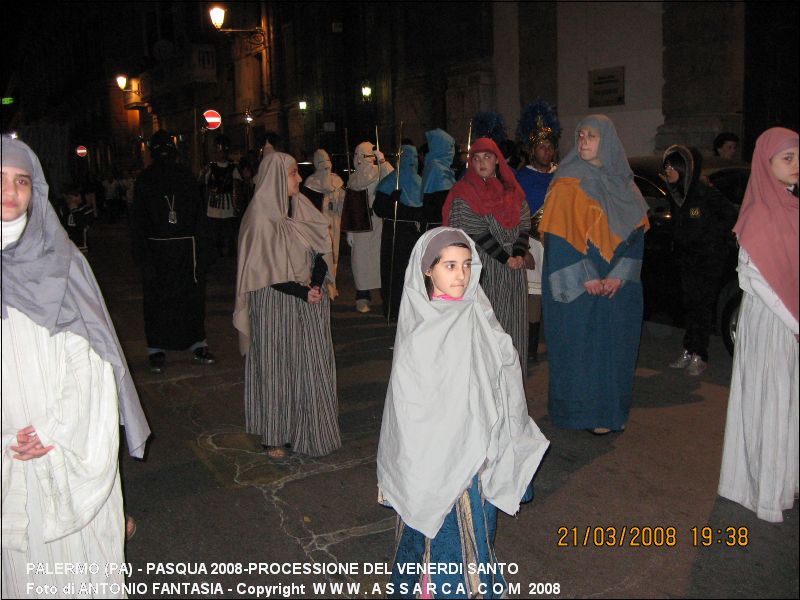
[388,475,507,599]
[479,249,529,376]
[244,286,341,457]
[448,199,529,376]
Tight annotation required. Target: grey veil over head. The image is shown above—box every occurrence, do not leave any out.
[552,115,648,242]
[376,227,549,538]
[1,136,150,458]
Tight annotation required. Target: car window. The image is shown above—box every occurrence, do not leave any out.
[708,168,750,206]
[634,175,669,213]
[634,175,666,200]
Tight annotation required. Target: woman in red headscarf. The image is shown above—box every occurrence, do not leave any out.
[718,127,799,523]
[443,137,532,373]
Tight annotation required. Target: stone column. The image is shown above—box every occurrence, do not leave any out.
[655,2,745,155]
[493,2,521,127]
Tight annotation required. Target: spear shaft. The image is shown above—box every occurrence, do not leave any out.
[387,121,404,324]
[344,128,351,175]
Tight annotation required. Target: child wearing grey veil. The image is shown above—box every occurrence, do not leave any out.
[377,227,549,598]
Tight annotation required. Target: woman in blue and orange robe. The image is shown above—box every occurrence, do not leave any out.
[540,115,649,433]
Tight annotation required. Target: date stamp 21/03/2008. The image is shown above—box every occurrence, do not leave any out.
[557,525,749,548]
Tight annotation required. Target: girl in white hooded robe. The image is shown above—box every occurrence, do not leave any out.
[377,227,549,598]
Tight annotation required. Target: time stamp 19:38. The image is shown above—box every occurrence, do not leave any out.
[557,526,749,548]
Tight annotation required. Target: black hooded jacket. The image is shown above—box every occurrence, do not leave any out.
[662,145,738,256]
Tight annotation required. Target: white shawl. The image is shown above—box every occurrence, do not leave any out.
[377,227,549,538]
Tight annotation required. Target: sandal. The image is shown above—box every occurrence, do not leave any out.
[587,427,612,435]
[266,446,289,460]
[125,515,137,540]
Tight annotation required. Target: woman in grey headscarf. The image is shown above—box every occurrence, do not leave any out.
[539,115,649,434]
[1,135,150,596]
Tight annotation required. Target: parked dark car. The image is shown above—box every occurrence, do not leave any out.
[629,156,750,355]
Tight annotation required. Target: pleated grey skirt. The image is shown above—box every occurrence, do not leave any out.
[245,286,341,457]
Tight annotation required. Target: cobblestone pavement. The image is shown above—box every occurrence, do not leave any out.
[87,222,797,599]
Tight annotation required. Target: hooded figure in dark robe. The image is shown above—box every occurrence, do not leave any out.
[131,130,216,373]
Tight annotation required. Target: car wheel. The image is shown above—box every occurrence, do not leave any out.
[720,287,742,357]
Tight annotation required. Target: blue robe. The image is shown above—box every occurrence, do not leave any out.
[542,229,644,430]
[516,167,553,215]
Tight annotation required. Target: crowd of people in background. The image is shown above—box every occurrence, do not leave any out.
[2,106,797,596]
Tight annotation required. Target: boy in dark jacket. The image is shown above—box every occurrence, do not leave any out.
[663,145,738,375]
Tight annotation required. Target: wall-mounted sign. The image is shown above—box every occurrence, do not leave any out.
[588,67,625,108]
[203,109,222,130]
[76,146,88,157]
[323,122,336,132]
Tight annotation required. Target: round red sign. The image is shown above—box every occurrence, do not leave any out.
[76,146,88,157]
[203,109,222,130]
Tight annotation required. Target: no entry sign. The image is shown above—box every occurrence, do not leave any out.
[76,146,88,157]
[203,109,222,130]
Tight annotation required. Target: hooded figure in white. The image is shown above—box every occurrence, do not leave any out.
[346,141,393,312]
[377,227,549,540]
[302,149,346,299]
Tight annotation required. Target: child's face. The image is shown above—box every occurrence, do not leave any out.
[471,151,498,179]
[664,163,680,184]
[425,245,472,298]
[1,166,32,222]
[770,146,799,187]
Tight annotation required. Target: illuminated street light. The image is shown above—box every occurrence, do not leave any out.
[361,83,372,101]
[298,100,307,111]
[209,6,226,30]
[209,6,266,50]
[113,75,146,109]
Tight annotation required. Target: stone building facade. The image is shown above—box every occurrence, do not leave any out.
[5,2,796,183]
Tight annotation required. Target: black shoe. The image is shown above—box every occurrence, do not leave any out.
[149,352,166,374]
[193,347,216,365]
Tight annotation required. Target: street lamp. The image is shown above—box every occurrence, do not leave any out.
[209,5,266,51]
[298,100,308,111]
[361,82,372,102]
[209,6,226,29]
[116,74,142,96]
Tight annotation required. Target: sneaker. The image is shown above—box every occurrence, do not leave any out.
[669,349,692,369]
[356,298,371,313]
[192,347,216,365]
[148,352,166,374]
[686,354,708,376]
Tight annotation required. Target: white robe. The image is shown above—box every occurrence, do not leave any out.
[2,308,126,598]
[718,248,799,522]
[304,176,346,299]
[348,163,393,291]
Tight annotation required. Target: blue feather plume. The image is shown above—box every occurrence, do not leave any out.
[516,100,561,145]
[471,111,508,145]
